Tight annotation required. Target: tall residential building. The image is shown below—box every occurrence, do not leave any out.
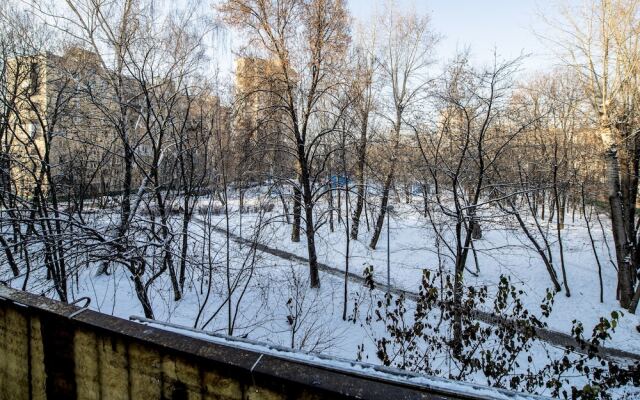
[234,57,292,182]
[4,47,141,198]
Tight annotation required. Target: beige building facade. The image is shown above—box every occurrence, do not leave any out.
[5,47,139,199]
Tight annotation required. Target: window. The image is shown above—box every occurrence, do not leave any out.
[24,123,37,139]
[28,62,40,95]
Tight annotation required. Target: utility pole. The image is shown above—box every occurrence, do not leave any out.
[387,205,394,291]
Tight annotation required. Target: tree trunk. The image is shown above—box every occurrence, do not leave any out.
[302,184,320,288]
[179,195,191,292]
[606,146,634,308]
[133,270,154,319]
[369,172,393,249]
[343,166,351,321]
[328,178,335,233]
[0,234,19,277]
[422,183,429,217]
[553,164,570,297]
[350,124,367,239]
[629,284,640,314]
[511,201,562,292]
[291,183,301,242]
[364,190,371,232]
[351,180,365,239]
[337,183,343,225]
[558,189,566,230]
[278,188,290,224]
[471,219,482,240]
[452,221,466,356]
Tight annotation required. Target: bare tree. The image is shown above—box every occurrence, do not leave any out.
[552,0,640,311]
[348,33,378,240]
[416,54,532,351]
[219,0,350,288]
[368,5,438,249]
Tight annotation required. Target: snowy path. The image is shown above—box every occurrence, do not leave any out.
[196,216,640,362]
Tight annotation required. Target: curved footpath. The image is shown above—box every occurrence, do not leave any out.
[197,217,640,363]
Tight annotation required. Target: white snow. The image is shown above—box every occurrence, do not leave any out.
[3,187,639,397]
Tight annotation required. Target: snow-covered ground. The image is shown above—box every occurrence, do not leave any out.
[212,189,640,355]
[3,187,639,397]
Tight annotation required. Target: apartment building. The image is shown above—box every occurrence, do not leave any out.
[234,57,293,182]
[4,46,140,199]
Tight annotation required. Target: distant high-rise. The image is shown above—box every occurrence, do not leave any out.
[234,57,293,182]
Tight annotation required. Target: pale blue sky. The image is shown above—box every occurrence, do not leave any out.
[348,0,556,71]
[213,0,560,78]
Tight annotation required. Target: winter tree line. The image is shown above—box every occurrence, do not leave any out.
[0,0,640,396]
[218,0,640,320]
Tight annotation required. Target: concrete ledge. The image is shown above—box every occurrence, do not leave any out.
[0,285,545,400]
